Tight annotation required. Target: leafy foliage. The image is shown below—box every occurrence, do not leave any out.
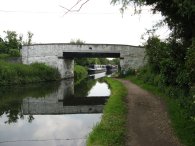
[74,65,88,84]
[27,31,33,45]
[70,38,85,44]
[145,37,169,73]
[75,57,113,67]
[144,37,193,90]
[4,31,22,51]
[75,58,100,66]
[0,61,60,85]
[0,30,34,57]
[0,31,22,56]
[185,39,195,83]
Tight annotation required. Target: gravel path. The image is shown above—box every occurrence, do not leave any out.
[118,79,183,146]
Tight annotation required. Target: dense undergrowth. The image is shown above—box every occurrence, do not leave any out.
[0,61,60,85]
[87,78,127,146]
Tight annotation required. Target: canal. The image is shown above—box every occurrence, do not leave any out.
[0,72,112,146]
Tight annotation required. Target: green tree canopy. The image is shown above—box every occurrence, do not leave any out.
[4,31,22,51]
[0,30,34,57]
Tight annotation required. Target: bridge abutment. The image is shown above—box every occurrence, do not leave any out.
[22,46,74,78]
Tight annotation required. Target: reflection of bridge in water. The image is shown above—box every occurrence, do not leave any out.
[22,78,109,115]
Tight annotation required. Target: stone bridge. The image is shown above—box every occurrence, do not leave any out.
[22,43,146,78]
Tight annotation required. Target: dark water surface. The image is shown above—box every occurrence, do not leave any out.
[0,73,111,146]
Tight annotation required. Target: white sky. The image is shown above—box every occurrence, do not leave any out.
[0,0,170,45]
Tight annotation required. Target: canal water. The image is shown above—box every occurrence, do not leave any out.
[0,72,112,146]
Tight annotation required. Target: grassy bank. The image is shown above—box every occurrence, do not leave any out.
[87,78,127,146]
[0,61,60,85]
[74,65,88,84]
[127,75,195,146]
[0,54,11,60]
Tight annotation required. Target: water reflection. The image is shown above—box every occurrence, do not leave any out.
[0,78,109,119]
[74,78,97,97]
[22,79,109,115]
[0,82,60,124]
[0,114,102,146]
[89,72,107,79]
[0,76,110,146]
[22,79,75,115]
[88,81,111,97]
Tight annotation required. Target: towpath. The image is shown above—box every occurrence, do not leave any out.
[118,79,183,146]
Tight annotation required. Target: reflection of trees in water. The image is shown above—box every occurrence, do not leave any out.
[74,78,97,97]
[0,81,60,124]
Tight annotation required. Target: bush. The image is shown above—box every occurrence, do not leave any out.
[0,54,10,60]
[145,37,169,73]
[8,49,20,57]
[74,65,88,83]
[144,36,193,90]
[120,68,136,77]
[0,61,60,85]
[185,39,195,83]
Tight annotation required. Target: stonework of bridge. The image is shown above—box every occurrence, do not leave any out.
[22,43,146,78]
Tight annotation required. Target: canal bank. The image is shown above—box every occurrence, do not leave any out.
[87,78,128,146]
[0,61,60,85]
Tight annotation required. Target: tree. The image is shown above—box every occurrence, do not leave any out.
[4,31,22,51]
[110,58,120,65]
[27,31,33,45]
[2,31,22,56]
[70,38,85,44]
[0,36,6,53]
[22,31,34,45]
[99,58,110,65]
[0,30,35,57]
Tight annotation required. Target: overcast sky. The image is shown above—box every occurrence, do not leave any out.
[0,0,170,45]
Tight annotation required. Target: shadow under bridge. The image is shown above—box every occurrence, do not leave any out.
[62,52,122,59]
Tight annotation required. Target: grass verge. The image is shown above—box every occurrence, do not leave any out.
[0,61,60,85]
[87,78,127,146]
[0,54,11,60]
[127,75,195,146]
